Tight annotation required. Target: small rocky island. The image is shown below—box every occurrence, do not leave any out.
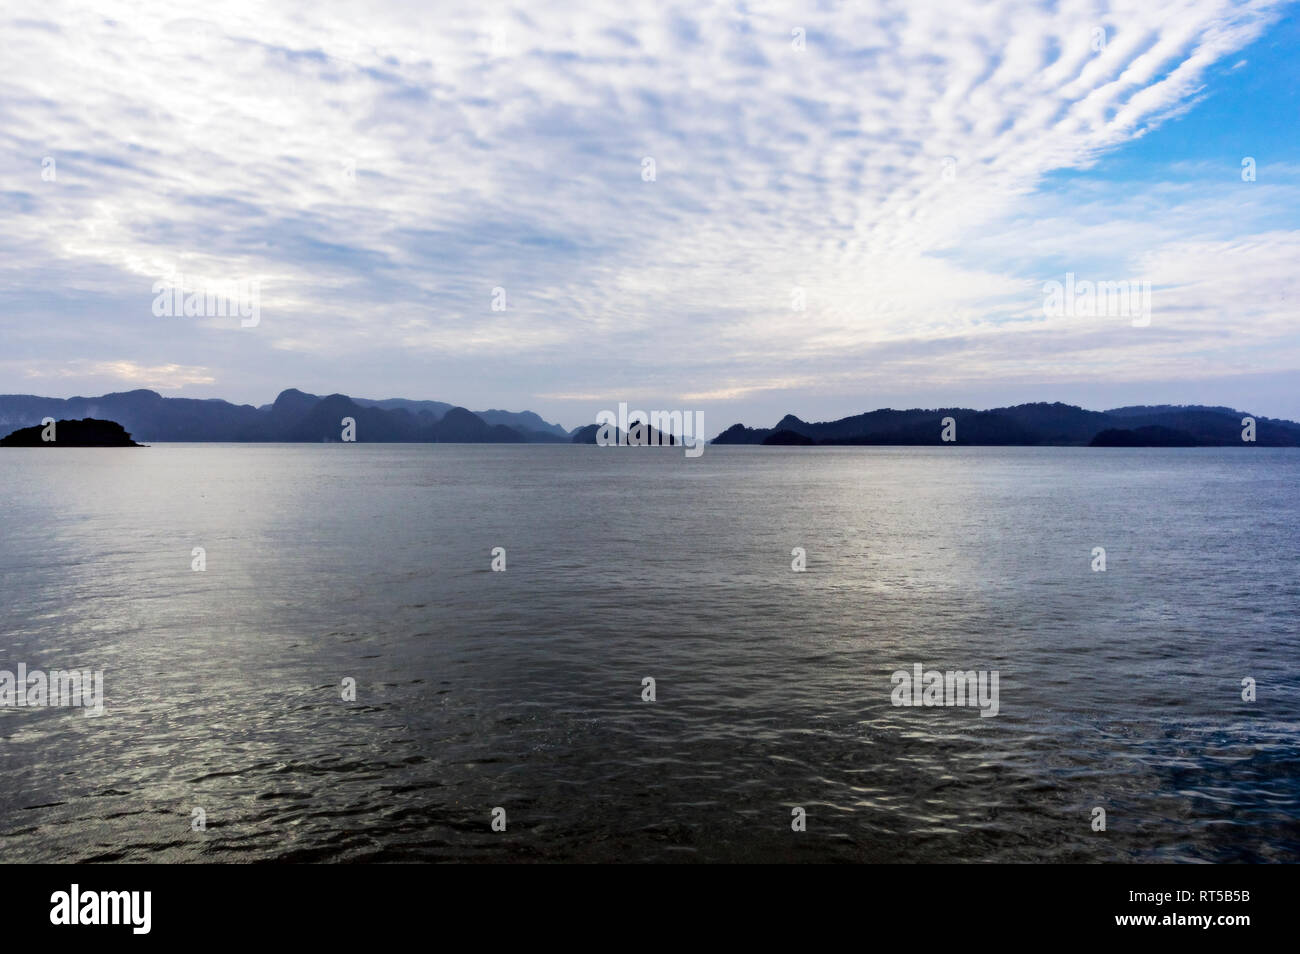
[0,418,143,446]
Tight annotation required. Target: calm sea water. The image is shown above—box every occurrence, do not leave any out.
[0,444,1296,863]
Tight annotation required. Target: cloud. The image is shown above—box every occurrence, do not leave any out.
[0,0,1293,419]
[19,360,216,390]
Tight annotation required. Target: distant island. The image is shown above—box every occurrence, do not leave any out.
[715,402,1299,447]
[0,390,1295,446]
[0,418,141,446]
[0,388,566,444]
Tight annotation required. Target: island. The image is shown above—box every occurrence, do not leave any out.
[0,418,143,447]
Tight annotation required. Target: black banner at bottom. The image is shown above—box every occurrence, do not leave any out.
[4,862,1285,940]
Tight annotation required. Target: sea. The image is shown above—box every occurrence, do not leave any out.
[0,444,1296,862]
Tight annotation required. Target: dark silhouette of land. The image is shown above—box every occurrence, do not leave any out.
[0,392,1295,446]
[1090,425,1200,447]
[762,429,817,446]
[570,423,678,445]
[0,418,141,446]
[715,402,1299,447]
[0,388,568,444]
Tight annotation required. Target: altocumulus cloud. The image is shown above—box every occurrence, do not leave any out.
[0,0,1294,422]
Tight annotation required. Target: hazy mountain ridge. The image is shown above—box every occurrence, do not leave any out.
[4,393,1296,446]
[714,401,1300,447]
[0,389,568,443]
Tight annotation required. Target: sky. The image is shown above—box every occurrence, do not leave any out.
[1,0,1298,431]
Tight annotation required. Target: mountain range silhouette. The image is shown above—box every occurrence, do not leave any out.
[714,402,1300,447]
[0,388,570,443]
[1,392,1296,446]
